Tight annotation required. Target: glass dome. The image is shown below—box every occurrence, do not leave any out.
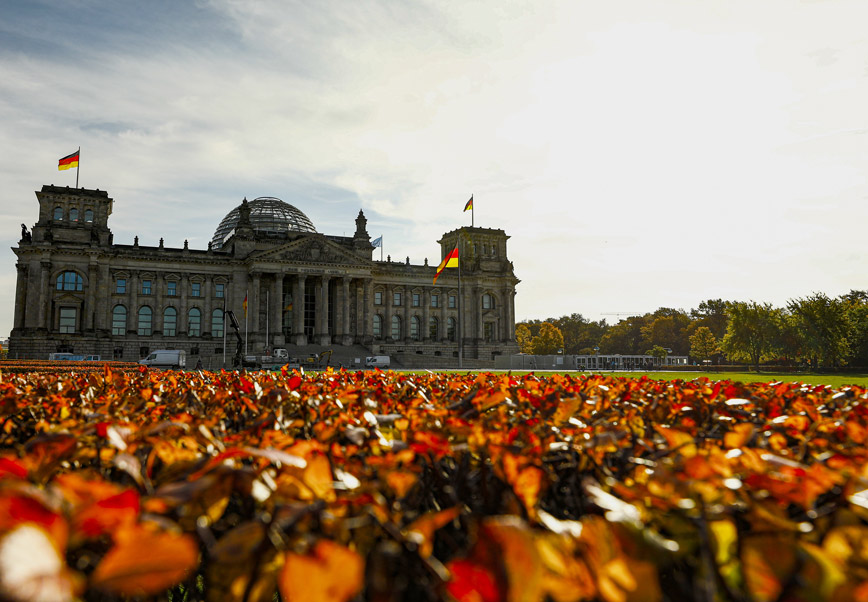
[211,197,316,249]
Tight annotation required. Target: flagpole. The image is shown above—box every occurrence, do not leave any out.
[76,147,80,189]
[381,235,383,262]
[471,193,474,228]
[222,289,227,368]
[245,288,248,356]
[458,234,463,370]
[266,289,270,352]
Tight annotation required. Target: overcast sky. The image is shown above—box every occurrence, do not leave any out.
[2,0,867,338]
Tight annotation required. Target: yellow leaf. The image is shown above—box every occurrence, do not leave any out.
[279,540,363,602]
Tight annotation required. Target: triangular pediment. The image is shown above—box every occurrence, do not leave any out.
[251,235,372,267]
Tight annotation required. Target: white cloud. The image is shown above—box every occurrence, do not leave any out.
[1,0,867,337]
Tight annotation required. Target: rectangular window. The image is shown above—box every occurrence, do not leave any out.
[374,291,383,305]
[116,279,126,294]
[192,282,201,297]
[141,280,151,295]
[215,283,224,298]
[59,307,76,333]
[484,322,493,342]
[448,295,457,309]
[113,347,123,360]
[393,292,402,306]
[431,295,438,308]
[212,311,224,338]
[412,293,421,307]
[167,281,177,296]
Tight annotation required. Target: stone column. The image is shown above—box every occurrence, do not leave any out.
[179,275,189,335]
[383,284,392,341]
[272,273,285,346]
[250,273,261,337]
[422,288,431,341]
[95,262,110,332]
[38,259,50,330]
[128,271,139,335]
[403,288,410,342]
[86,257,98,330]
[203,277,213,337]
[341,278,352,345]
[439,289,447,342]
[293,275,306,346]
[318,275,331,345]
[13,263,27,330]
[363,279,373,342]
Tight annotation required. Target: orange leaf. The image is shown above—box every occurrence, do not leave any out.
[406,507,460,558]
[723,423,755,449]
[279,539,364,602]
[90,524,199,596]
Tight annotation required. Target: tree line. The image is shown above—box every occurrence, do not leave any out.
[516,291,868,369]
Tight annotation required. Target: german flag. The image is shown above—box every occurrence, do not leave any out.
[463,195,473,212]
[58,150,79,171]
[433,247,459,284]
[243,294,248,317]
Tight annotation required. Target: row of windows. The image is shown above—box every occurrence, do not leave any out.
[53,207,94,223]
[115,279,224,298]
[372,315,457,341]
[55,271,227,299]
[373,291,496,309]
[111,305,224,337]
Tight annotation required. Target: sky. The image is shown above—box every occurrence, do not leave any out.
[1,0,867,338]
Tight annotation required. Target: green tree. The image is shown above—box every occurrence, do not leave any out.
[646,345,669,363]
[641,309,691,355]
[530,322,565,355]
[720,301,780,369]
[689,326,718,365]
[515,323,533,354]
[599,315,648,354]
[788,293,850,368]
[689,299,729,340]
[844,293,868,367]
[552,313,609,355]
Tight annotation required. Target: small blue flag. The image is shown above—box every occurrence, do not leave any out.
[372,236,383,248]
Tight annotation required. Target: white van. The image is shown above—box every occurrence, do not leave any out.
[365,355,390,369]
[139,350,186,370]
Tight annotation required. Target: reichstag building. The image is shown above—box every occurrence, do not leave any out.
[10,185,519,368]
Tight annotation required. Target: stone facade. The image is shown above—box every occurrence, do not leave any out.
[10,185,519,368]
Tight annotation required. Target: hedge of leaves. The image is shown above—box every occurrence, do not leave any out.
[0,360,140,374]
[2,367,868,601]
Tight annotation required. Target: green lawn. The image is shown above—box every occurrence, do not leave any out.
[512,370,868,388]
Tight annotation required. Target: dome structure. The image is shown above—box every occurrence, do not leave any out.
[211,197,316,249]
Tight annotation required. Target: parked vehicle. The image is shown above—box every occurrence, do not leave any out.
[365,355,391,369]
[139,350,186,370]
[243,348,290,370]
[48,353,101,361]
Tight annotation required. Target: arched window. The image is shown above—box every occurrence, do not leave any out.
[69,208,79,222]
[84,209,94,223]
[188,308,201,336]
[447,317,457,342]
[391,315,401,340]
[163,307,177,337]
[429,317,438,340]
[53,207,63,220]
[112,305,127,335]
[410,316,420,341]
[137,306,153,336]
[56,271,83,291]
[212,309,224,338]
[373,314,383,338]
[482,294,495,309]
